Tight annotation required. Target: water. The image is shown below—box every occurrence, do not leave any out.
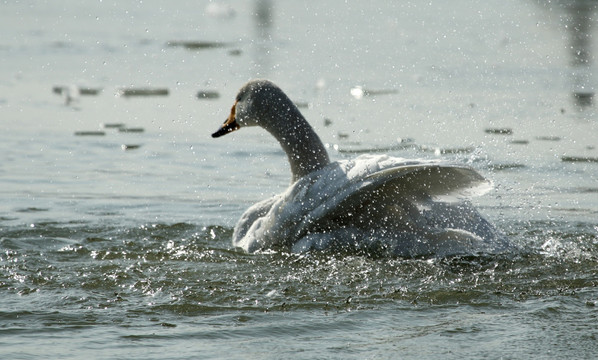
[1,0,598,358]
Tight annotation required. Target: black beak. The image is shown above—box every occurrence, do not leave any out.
[212,101,240,138]
[212,120,240,138]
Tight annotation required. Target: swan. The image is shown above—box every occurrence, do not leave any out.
[212,79,508,257]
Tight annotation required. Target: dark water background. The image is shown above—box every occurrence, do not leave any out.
[1,0,598,358]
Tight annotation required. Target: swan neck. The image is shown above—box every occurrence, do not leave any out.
[265,111,330,182]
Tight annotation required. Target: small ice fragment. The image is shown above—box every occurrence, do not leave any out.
[350,86,364,99]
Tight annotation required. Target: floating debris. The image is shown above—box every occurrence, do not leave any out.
[121,144,141,151]
[79,87,102,95]
[15,207,48,213]
[53,85,102,96]
[573,92,593,107]
[337,132,350,139]
[53,85,81,105]
[197,90,220,99]
[117,87,169,97]
[418,145,475,155]
[484,128,513,135]
[228,49,242,56]
[51,41,72,49]
[74,131,105,136]
[294,101,309,109]
[488,163,526,171]
[350,86,398,99]
[562,156,598,163]
[338,145,407,154]
[536,135,561,142]
[167,41,228,50]
[337,140,416,154]
[573,187,598,194]
[437,146,475,155]
[510,139,529,145]
[102,123,126,129]
[118,127,145,133]
[323,118,333,127]
[53,86,68,95]
[53,85,102,105]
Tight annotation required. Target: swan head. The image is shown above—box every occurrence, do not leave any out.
[211,79,330,181]
[211,79,288,138]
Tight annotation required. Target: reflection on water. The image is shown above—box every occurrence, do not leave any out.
[565,1,593,67]
[564,0,596,107]
[537,0,598,108]
[252,0,274,76]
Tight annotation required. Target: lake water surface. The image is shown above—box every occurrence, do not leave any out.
[1,0,598,358]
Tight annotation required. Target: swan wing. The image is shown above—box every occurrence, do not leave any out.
[233,155,493,252]
[232,195,279,252]
[298,155,491,228]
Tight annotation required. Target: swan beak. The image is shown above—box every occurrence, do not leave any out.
[212,102,240,138]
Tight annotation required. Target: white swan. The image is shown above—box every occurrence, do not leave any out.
[212,79,508,257]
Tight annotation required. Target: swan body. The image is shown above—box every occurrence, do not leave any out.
[212,80,507,256]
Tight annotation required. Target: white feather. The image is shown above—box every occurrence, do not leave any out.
[214,80,508,256]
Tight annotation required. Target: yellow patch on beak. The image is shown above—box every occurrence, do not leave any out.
[212,101,240,138]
